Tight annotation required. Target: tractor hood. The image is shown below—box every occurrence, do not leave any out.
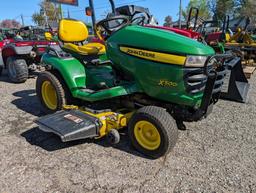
[108,25,215,56]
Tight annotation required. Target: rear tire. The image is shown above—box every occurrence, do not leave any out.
[36,71,70,114]
[128,106,178,159]
[6,57,28,83]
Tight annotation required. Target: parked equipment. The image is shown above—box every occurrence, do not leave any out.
[36,0,232,158]
[225,17,256,63]
[1,26,58,83]
[199,16,250,103]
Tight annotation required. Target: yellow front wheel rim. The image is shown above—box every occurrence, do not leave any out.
[41,81,57,110]
[134,121,161,150]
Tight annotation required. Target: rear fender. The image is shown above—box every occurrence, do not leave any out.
[41,53,86,91]
[2,46,16,66]
[2,44,33,66]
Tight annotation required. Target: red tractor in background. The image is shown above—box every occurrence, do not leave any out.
[148,7,201,40]
[0,28,18,75]
[0,28,17,50]
[1,26,58,83]
[114,5,201,40]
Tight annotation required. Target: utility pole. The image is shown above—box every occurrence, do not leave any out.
[59,4,63,19]
[21,14,25,26]
[67,9,70,18]
[44,6,49,27]
[179,0,182,29]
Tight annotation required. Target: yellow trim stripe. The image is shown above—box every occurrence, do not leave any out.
[225,42,256,47]
[120,46,186,65]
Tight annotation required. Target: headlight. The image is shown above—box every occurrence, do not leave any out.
[185,56,208,67]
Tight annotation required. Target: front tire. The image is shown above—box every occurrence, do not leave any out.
[36,71,70,114]
[128,106,178,159]
[6,57,28,83]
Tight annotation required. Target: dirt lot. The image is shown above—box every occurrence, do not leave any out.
[0,63,256,193]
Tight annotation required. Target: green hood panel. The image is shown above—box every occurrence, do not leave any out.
[108,25,215,56]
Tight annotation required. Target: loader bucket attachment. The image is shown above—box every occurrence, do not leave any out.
[221,57,250,103]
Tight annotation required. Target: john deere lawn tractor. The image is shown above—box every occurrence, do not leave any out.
[112,5,250,103]
[35,0,230,158]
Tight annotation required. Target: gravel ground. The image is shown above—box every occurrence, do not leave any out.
[0,62,256,193]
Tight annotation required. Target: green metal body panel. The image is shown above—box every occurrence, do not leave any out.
[108,25,215,56]
[210,42,225,54]
[99,53,108,61]
[73,83,138,102]
[106,25,215,107]
[42,54,86,89]
[41,53,138,102]
[86,65,115,87]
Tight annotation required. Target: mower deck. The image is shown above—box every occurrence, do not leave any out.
[35,110,101,142]
[36,106,129,142]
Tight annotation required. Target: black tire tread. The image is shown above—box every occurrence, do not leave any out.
[36,71,67,114]
[128,106,178,158]
[7,57,28,83]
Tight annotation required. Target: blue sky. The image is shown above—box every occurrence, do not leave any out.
[0,0,190,25]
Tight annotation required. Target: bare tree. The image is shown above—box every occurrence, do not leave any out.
[32,0,61,26]
[163,16,173,27]
[0,19,21,28]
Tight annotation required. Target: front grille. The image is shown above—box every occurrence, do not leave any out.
[184,68,207,94]
[184,65,226,95]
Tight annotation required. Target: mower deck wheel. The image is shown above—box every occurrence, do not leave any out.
[6,57,28,83]
[36,71,69,114]
[107,129,120,144]
[128,106,178,159]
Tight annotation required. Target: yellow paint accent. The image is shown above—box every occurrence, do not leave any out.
[44,32,52,41]
[41,81,57,110]
[134,121,161,150]
[225,33,231,42]
[63,42,106,55]
[62,105,129,138]
[95,26,105,42]
[120,46,186,65]
[225,42,256,47]
[59,19,106,55]
[158,79,178,87]
[59,19,88,42]
[228,27,255,45]
[63,105,79,110]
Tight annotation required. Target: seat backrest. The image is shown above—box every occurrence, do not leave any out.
[59,19,89,42]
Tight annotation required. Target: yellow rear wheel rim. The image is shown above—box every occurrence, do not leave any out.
[41,81,57,110]
[134,121,161,150]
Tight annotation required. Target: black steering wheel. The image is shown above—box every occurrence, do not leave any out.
[131,16,146,26]
[95,15,129,41]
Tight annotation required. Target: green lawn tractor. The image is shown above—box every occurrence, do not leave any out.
[35,0,231,158]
